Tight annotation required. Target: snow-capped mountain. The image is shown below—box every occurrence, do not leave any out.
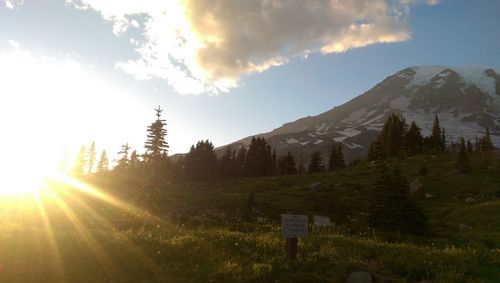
[222,65,500,162]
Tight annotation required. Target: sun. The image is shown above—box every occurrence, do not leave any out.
[0,139,64,196]
[0,44,133,196]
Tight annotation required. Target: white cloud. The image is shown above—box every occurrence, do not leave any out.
[4,0,23,9]
[7,39,20,49]
[66,0,436,95]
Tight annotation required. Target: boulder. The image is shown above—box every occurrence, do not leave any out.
[313,215,334,227]
[309,182,323,192]
[465,197,475,203]
[256,217,269,224]
[345,271,372,283]
[458,223,472,231]
[409,179,423,195]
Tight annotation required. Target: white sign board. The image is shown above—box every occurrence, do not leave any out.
[282,214,308,238]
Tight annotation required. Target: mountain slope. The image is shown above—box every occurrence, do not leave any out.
[223,65,500,162]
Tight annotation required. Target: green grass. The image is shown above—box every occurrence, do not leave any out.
[0,153,499,282]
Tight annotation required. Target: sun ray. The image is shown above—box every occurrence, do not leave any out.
[33,191,66,282]
[56,188,159,272]
[54,174,165,224]
[46,190,121,278]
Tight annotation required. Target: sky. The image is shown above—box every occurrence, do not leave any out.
[1,0,500,162]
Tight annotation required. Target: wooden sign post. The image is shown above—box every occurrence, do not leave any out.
[282,214,308,260]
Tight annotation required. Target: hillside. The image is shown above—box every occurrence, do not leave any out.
[1,153,499,282]
[218,66,500,162]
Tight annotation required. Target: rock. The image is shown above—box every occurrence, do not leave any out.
[409,178,423,194]
[345,271,372,283]
[465,197,475,203]
[313,215,334,227]
[425,193,434,198]
[458,223,472,231]
[309,182,323,192]
[256,217,269,223]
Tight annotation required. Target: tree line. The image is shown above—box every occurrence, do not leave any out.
[70,107,347,193]
[74,109,495,185]
[367,113,494,162]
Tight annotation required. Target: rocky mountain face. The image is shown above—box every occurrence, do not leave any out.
[219,65,500,163]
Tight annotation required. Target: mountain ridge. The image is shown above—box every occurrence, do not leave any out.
[214,65,500,162]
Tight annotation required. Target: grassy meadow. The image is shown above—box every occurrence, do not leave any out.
[0,154,499,282]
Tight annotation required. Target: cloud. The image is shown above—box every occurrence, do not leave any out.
[67,0,435,95]
[4,0,23,9]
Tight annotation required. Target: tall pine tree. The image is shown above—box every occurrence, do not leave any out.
[404,121,423,155]
[369,113,407,160]
[115,143,130,171]
[96,150,109,174]
[328,143,345,171]
[480,127,494,151]
[368,166,428,235]
[144,106,169,166]
[184,140,218,181]
[245,137,273,177]
[456,137,470,173]
[427,114,443,153]
[87,141,96,174]
[308,150,324,173]
[235,147,247,177]
[218,146,235,179]
[71,145,86,176]
[278,152,297,175]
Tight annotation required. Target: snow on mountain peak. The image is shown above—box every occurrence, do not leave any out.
[409,65,447,86]
[409,65,499,96]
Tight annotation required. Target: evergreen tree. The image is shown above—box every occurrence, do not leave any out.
[466,140,474,153]
[474,137,481,152]
[367,141,383,161]
[386,114,407,157]
[96,150,109,174]
[369,113,407,160]
[115,143,130,171]
[87,141,96,174]
[297,155,306,174]
[71,145,87,176]
[368,167,428,234]
[184,140,218,181]
[427,114,443,153]
[129,150,140,169]
[144,106,169,165]
[308,150,324,173]
[218,146,234,179]
[235,147,247,177]
[404,121,423,155]
[278,152,297,175]
[328,143,345,171]
[480,127,494,151]
[440,128,447,152]
[271,149,278,176]
[456,137,470,173]
[139,107,170,206]
[245,137,273,177]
